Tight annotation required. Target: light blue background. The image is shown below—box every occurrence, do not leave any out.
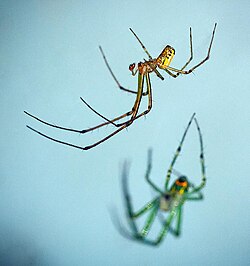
[1,1,250,265]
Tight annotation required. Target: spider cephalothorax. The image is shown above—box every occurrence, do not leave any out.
[129,45,175,76]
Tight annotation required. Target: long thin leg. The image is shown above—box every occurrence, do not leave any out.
[24,94,138,136]
[108,163,151,241]
[121,161,139,235]
[25,70,149,138]
[164,113,196,190]
[140,203,159,237]
[137,207,178,246]
[25,73,145,150]
[185,191,203,200]
[170,207,182,236]
[132,198,159,218]
[158,207,183,236]
[129,28,164,80]
[162,23,217,75]
[24,111,84,133]
[80,70,153,130]
[121,161,161,240]
[79,97,132,128]
[108,205,137,241]
[129,28,153,60]
[163,27,193,78]
[99,46,148,95]
[188,117,206,193]
[117,71,152,124]
[80,71,152,130]
[25,107,132,134]
[145,149,164,194]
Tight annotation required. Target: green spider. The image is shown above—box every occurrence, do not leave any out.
[115,113,206,246]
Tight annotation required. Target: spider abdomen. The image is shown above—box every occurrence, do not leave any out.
[160,193,184,212]
[156,45,175,68]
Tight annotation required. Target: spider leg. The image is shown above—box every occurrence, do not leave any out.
[25,108,130,134]
[121,161,153,234]
[79,70,151,131]
[156,212,177,235]
[145,149,164,194]
[139,203,159,237]
[158,206,183,237]
[121,161,158,219]
[131,198,159,218]
[121,161,160,239]
[188,117,206,193]
[164,23,217,75]
[163,27,193,78]
[99,46,148,95]
[129,28,153,60]
[24,111,84,133]
[170,207,182,236]
[112,71,153,127]
[25,73,145,150]
[79,97,132,128]
[80,73,151,131]
[185,191,203,200]
[24,71,145,137]
[108,205,139,241]
[164,113,196,190]
[138,207,178,246]
[129,28,165,81]
[114,71,153,125]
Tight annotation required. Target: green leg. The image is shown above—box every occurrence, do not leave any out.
[121,161,139,234]
[145,149,164,194]
[170,207,182,236]
[139,207,178,246]
[157,208,182,236]
[188,117,206,194]
[165,113,196,190]
[121,161,159,235]
[132,198,159,218]
[140,202,160,237]
[186,191,203,200]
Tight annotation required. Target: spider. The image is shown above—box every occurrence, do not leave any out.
[24,24,216,150]
[113,113,206,246]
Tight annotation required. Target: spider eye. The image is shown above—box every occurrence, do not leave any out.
[129,63,135,71]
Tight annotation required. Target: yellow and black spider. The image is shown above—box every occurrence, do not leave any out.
[25,24,216,150]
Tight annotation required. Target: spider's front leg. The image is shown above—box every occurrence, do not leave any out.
[164,27,193,78]
[164,23,217,76]
[99,46,148,95]
[164,113,196,190]
[187,117,206,194]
